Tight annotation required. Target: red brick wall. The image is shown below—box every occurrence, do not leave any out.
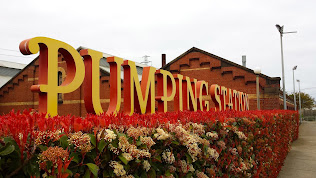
[165,51,281,110]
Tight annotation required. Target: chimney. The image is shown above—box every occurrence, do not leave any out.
[242,55,246,67]
[162,54,166,68]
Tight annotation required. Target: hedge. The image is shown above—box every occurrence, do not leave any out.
[0,110,298,178]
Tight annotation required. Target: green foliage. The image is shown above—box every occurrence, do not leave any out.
[288,92,315,109]
[86,163,99,177]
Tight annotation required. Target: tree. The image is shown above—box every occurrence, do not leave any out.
[288,92,315,109]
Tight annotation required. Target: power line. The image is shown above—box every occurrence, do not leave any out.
[301,87,316,91]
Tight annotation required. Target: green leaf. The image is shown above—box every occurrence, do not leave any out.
[165,170,171,176]
[117,132,127,138]
[70,152,80,163]
[83,169,91,178]
[98,140,106,152]
[86,163,99,177]
[123,164,130,172]
[0,143,15,156]
[118,154,128,165]
[136,140,142,146]
[111,139,119,148]
[103,170,111,177]
[148,168,156,178]
[3,137,20,154]
[65,169,73,177]
[171,140,180,145]
[88,134,96,147]
[60,135,69,149]
[185,153,193,164]
[140,171,147,178]
[185,172,193,178]
[38,145,48,151]
[154,155,162,162]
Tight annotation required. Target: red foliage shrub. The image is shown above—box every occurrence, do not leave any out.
[0,109,298,177]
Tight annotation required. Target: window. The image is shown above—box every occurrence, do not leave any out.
[58,71,63,104]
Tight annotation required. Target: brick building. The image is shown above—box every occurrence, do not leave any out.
[161,47,294,110]
[0,47,294,116]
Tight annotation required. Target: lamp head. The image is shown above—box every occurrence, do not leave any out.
[276,24,283,33]
[254,67,261,74]
[293,65,297,70]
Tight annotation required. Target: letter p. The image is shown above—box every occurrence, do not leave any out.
[20,37,85,117]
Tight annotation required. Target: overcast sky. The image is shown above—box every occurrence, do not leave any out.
[1,0,315,99]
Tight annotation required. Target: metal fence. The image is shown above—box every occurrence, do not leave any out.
[301,109,316,121]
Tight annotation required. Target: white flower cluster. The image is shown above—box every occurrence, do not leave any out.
[118,136,151,159]
[206,131,218,139]
[207,147,219,161]
[179,160,195,173]
[235,131,247,140]
[142,160,151,172]
[122,152,133,162]
[154,128,170,140]
[127,126,151,138]
[34,130,61,145]
[189,123,205,135]
[195,171,209,178]
[162,149,175,164]
[229,161,248,173]
[170,125,202,162]
[140,136,156,149]
[68,131,92,153]
[109,144,120,155]
[110,161,126,176]
[97,129,117,142]
[217,140,226,149]
[229,147,238,155]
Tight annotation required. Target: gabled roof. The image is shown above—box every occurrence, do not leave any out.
[162,47,280,81]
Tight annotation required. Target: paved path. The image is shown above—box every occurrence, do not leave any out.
[279,121,316,178]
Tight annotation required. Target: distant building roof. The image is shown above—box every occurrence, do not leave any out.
[0,67,20,77]
[0,75,13,88]
[0,60,26,69]
[0,60,26,87]
[78,46,145,80]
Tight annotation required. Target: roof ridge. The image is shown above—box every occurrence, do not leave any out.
[161,47,280,80]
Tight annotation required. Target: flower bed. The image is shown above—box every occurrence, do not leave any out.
[0,110,298,177]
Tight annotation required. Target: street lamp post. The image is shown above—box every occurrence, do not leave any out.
[254,67,261,110]
[293,66,297,110]
[275,24,297,110]
[297,79,302,122]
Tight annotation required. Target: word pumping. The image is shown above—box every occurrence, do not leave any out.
[19,37,249,117]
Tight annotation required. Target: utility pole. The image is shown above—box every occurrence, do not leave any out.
[141,55,152,66]
[275,24,297,110]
